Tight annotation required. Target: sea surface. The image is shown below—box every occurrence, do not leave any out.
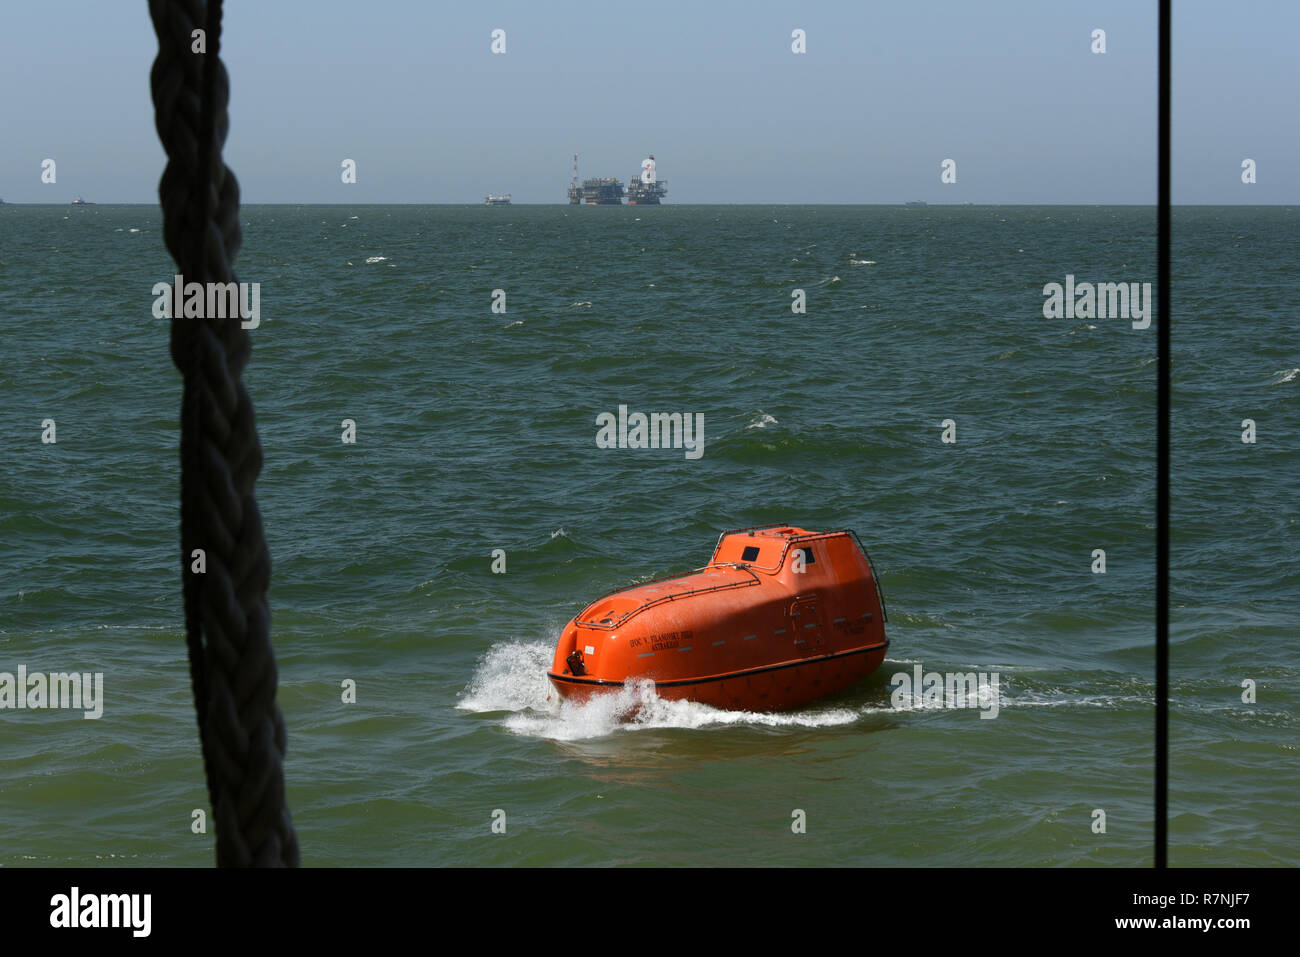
[0,204,1295,866]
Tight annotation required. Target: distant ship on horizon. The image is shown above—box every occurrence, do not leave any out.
[484,193,511,206]
[71,196,96,206]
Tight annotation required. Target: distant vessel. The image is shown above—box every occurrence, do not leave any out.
[71,196,96,206]
[626,154,667,205]
[484,193,511,206]
[903,200,927,208]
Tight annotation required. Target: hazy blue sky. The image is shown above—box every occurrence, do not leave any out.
[1,1,1294,203]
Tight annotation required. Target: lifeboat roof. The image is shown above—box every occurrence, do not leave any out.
[576,564,759,629]
[708,524,824,569]
[574,525,854,630]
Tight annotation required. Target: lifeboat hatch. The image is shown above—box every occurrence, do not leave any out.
[789,596,825,653]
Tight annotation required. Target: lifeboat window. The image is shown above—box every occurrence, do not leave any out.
[797,546,816,565]
[741,546,761,562]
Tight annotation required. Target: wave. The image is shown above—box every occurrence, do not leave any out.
[457,639,871,741]
[364,255,388,264]
[1267,367,1299,385]
[999,688,1151,710]
[455,640,1177,742]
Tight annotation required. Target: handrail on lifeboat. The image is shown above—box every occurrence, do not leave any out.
[575,564,762,629]
[846,528,889,624]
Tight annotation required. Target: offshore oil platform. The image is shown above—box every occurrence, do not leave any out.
[627,155,667,204]
[567,153,667,205]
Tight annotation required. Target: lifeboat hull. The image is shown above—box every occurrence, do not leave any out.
[547,526,889,713]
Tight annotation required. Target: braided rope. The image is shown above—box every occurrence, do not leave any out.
[149,0,299,867]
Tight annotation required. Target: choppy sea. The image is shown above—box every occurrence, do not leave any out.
[0,204,1295,865]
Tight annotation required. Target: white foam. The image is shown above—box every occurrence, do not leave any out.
[458,639,554,714]
[747,413,778,429]
[364,255,388,263]
[1001,688,1151,710]
[1267,367,1299,385]
[457,639,872,741]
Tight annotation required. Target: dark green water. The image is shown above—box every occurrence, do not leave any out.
[0,204,1294,865]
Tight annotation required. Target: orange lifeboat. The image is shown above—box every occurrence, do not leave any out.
[547,525,889,712]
